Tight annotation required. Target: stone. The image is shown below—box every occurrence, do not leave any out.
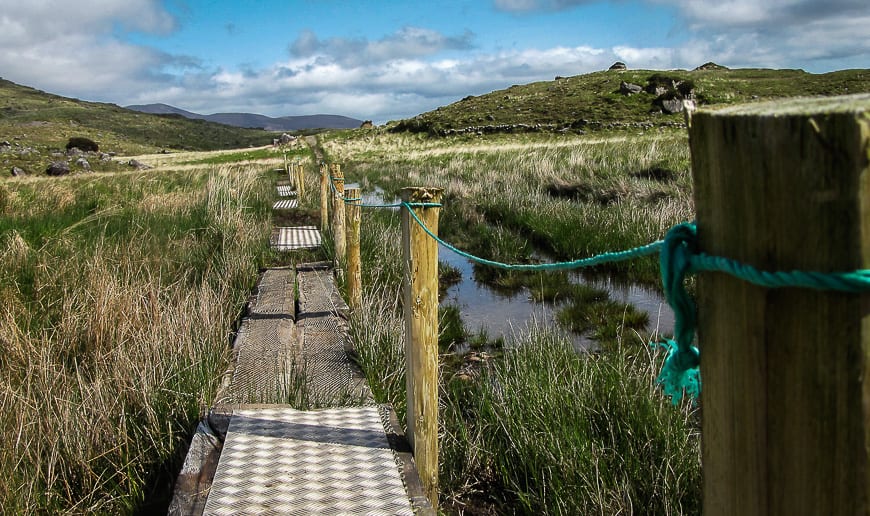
[127,159,151,170]
[619,81,643,95]
[66,147,83,157]
[10,166,25,177]
[76,158,91,170]
[359,120,373,129]
[45,161,70,176]
[659,98,695,114]
[609,61,627,70]
[279,133,294,144]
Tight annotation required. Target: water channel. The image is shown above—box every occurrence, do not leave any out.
[359,186,675,349]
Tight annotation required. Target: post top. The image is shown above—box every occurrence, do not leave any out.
[400,187,444,203]
[698,93,870,118]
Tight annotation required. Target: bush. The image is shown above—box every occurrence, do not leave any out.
[66,137,99,152]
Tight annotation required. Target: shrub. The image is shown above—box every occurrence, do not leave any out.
[66,137,99,152]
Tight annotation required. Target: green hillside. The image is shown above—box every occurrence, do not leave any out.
[390,67,870,135]
[0,78,277,174]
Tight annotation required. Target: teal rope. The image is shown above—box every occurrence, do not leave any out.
[401,201,662,271]
[656,222,870,404]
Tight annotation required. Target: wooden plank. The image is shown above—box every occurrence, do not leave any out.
[690,94,870,515]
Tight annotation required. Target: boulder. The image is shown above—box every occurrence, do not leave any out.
[658,98,695,114]
[76,158,91,170]
[127,159,151,170]
[45,161,70,176]
[359,120,373,129]
[609,61,627,71]
[619,81,643,95]
[66,147,83,157]
[10,166,25,177]
[279,133,294,144]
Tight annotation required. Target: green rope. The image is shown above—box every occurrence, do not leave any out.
[401,201,662,271]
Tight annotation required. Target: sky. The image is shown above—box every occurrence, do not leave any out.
[0,0,868,124]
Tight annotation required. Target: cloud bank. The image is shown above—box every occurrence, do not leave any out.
[0,0,866,123]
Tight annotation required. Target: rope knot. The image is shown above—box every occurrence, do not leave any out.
[655,222,702,404]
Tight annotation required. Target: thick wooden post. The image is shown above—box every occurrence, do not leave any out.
[691,94,870,515]
[332,164,346,270]
[283,152,289,176]
[320,163,329,232]
[400,187,443,508]
[345,187,362,311]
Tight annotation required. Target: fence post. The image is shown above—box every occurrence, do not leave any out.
[690,95,870,515]
[331,164,346,272]
[400,186,443,508]
[296,163,305,200]
[320,163,329,232]
[283,152,288,176]
[345,187,362,311]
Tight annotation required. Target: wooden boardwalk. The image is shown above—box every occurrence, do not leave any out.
[169,181,433,515]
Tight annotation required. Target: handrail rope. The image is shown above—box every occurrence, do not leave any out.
[402,201,662,271]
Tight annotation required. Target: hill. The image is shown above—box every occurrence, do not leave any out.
[390,67,870,135]
[0,78,275,155]
[125,103,364,131]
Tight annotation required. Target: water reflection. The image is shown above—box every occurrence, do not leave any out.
[438,245,675,349]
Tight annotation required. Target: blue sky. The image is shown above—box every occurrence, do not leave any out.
[1,0,868,123]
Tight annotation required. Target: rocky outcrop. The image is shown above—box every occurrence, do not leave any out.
[75,158,91,171]
[609,61,627,71]
[694,62,728,71]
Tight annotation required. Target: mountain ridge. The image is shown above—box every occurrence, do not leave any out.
[125,103,364,131]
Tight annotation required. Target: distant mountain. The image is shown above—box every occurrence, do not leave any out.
[125,103,364,131]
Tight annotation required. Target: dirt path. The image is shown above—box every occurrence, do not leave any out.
[305,135,324,161]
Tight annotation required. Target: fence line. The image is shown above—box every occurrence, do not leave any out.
[321,172,870,404]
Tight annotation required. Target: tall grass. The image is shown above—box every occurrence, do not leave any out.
[0,165,272,512]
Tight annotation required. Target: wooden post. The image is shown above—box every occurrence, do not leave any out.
[283,152,288,176]
[320,163,329,232]
[296,163,305,200]
[690,94,870,515]
[345,187,362,311]
[332,164,346,271]
[400,186,443,508]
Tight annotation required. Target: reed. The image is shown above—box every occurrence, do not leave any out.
[0,165,272,512]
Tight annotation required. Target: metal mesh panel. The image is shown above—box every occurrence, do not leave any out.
[271,227,321,251]
[203,407,414,516]
[272,199,299,209]
[250,269,294,317]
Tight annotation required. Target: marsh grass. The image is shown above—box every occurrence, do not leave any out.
[441,330,701,514]
[0,165,272,512]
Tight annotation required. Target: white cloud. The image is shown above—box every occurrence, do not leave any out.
[0,1,866,125]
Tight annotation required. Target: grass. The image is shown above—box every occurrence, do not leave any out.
[387,68,869,134]
[0,163,274,512]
